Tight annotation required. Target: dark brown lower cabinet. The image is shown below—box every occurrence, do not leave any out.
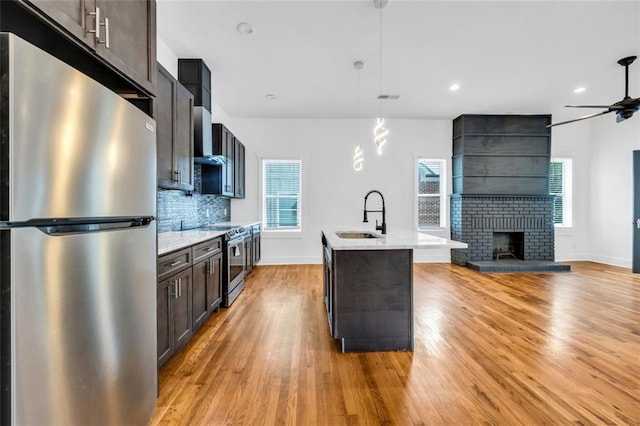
[158,237,222,368]
[322,235,413,353]
[206,253,223,311]
[245,235,253,274]
[157,267,193,369]
[252,230,261,265]
[192,251,222,331]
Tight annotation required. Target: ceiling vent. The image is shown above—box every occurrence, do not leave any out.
[377,94,400,100]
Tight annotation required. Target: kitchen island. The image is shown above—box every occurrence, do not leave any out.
[321,228,467,352]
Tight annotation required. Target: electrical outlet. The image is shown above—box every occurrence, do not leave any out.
[206,208,210,218]
[224,208,228,216]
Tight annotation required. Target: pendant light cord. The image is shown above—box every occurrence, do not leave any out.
[357,65,360,145]
[378,6,383,117]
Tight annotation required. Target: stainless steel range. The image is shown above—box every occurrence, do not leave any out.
[204,225,249,306]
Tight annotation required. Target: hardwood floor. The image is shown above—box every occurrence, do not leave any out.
[149,262,640,425]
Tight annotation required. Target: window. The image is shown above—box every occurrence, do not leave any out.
[262,160,302,231]
[550,158,573,227]
[417,159,446,229]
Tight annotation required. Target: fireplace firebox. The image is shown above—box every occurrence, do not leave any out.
[493,232,524,260]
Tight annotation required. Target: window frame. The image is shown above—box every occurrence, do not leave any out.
[415,158,447,230]
[550,157,573,228]
[261,159,302,233]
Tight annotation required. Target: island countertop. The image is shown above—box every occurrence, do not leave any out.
[322,227,468,251]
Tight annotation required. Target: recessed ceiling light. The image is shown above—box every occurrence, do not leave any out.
[236,22,253,35]
[573,87,586,94]
[265,94,276,100]
[449,83,460,91]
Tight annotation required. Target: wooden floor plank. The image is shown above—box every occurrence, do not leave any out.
[149,262,640,425]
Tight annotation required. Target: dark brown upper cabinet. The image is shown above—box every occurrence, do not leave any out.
[20,0,157,97]
[234,138,245,199]
[156,64,194,191]
[201,124,235,197]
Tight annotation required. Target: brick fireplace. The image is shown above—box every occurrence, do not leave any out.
[450,114,569,272]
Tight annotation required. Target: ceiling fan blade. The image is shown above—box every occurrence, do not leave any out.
[547,110,614,128]
[565,105,625,109]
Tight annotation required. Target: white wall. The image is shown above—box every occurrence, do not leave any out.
[229,118,453,264]
[158,36,638,269]
[157,36,178,78]
[225,115,619,266]
[588,117,640,267]
[549,109,593,262]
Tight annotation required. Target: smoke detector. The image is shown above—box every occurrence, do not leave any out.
[236,22,253,35]
[373,0,389,9]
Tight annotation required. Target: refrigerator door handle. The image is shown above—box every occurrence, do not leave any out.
[0,216,155,235]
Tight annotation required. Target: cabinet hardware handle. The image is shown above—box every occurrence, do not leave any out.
[98,17,110,48]
[88,7,101,40]
[168,260,182,267]
[210,260,214,276]
[170,280,176,298]
[178,278,182,297]
[205,247,216,252]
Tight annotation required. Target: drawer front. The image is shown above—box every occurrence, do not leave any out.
[192,238,222,263]
[158,247,192,281]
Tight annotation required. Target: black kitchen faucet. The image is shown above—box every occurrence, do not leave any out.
[363,189,387,234]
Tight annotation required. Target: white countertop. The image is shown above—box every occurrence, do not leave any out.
[214,220,261,228]
[322,227,468,251]
[158,220,261,256]
[158,230,226,256]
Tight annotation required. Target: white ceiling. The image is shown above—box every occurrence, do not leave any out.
[157,1,640,121]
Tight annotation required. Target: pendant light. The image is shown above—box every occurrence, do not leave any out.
[373,0,389,155]
[353,60,364,171]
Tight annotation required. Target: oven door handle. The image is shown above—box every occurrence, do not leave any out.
[228,238,244,256]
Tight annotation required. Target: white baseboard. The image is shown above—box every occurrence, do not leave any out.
[413,250,451,263]
[258,253,633,268]
[588,254,631,268]
[555,253,590,262]
[258,252,453,265]
[258,256,321,265]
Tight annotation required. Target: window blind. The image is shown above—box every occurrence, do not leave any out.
[549,158,572,227]
[263,160,301,230]
[549,161,564,224]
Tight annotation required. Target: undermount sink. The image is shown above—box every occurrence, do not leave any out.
[335,231,382,239]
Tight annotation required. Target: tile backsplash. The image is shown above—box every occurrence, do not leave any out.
[157,165,231,232]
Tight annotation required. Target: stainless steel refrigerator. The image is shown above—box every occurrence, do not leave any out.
[0,33,157,425]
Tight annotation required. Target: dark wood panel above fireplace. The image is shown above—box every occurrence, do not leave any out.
[452,114,551,195]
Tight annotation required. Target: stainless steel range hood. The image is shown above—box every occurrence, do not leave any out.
[193,106,218,159]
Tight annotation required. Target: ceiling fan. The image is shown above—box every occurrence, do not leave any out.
[548,55,639,127]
